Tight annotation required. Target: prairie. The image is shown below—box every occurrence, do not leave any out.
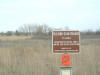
[0,36,31,41]
[0,35,100,75]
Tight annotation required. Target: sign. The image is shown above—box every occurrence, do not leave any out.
[60,67,72,75]
[61,54,71,66]
[52,31,80,53]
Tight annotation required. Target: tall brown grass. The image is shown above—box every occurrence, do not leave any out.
[0,36,32,41]
[0,35,100,75]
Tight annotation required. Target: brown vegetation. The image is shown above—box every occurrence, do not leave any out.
[0,36,32,41]
[0,34,100,75]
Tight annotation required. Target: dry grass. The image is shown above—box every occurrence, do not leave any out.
[0,38,60,75]
[0,36,32,41]
[0,35,100,75]
[72,39,100,75]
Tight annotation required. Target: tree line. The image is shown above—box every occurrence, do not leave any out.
[0,24,53,36]
[0,24,100,36]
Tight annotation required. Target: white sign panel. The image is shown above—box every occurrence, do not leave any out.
[60,67,72,75]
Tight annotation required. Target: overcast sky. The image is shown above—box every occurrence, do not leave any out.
[0,0,100,32]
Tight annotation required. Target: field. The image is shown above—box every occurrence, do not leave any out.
[0,35,100,75]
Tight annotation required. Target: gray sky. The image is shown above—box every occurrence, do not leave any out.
[0,0,100,32]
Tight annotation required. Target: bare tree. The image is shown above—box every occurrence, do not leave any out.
[17,24,53,36]
[6,31,13,36]
[96,28,100,34]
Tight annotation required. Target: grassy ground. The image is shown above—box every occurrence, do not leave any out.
[0,36,31,41]
[0,35,100,75]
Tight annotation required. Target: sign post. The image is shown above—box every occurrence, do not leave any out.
[52,30,80,75]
